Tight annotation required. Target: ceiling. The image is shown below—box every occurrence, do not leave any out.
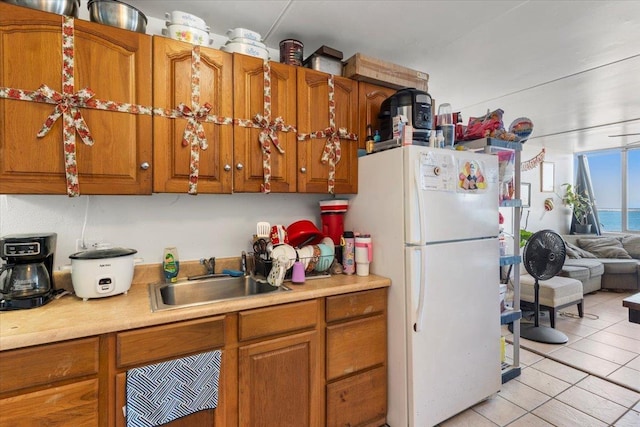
[124,0,640,154]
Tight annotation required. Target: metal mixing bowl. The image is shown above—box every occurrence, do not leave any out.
[2,0,80,17]
[87,0,147,33]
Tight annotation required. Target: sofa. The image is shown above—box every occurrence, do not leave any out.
[560,234,640,292]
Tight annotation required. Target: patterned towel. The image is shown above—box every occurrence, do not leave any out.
[126,349,222,427]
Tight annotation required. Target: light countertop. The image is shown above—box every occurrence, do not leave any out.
[0,270,390,351]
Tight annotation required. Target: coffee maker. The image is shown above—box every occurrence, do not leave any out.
[0,233,57,310]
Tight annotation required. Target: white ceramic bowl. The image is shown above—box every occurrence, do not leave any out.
[221,42,268,60]
[164,24,210,46]
[226,27,262,42]
[227,37,266,49]
[165,10,208,30]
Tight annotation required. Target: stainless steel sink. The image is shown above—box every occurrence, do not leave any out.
[149,275,290,312]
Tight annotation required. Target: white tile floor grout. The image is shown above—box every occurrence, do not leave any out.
[439,290,640,427]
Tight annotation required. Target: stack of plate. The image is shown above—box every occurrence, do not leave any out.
[162,10,211,46]
[221,27,268,60]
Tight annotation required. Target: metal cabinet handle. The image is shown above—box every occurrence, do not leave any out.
[300,167,307,173]
[140,162,150,170]
[224,164,231,171]
[236,163,244,170]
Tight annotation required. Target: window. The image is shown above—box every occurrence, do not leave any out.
[578,147,639,232]
[628,148,640,231]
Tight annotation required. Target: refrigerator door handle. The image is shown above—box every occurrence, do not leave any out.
[411,159,426,245]
[414,247,427,332]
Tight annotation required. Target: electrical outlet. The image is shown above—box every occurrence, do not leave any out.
[75,239,102,252]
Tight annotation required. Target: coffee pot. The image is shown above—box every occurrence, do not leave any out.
[0,233,57,310]
[0,262,52,298]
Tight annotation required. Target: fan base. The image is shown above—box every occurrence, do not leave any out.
[520,323,568,344]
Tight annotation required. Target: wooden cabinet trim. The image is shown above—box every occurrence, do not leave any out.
[117,316,225,368]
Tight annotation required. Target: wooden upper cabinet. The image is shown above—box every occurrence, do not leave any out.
[358,82,396,150]
[0,3,153,195]
[153,37,233,194]
[233,55,297,192]
[297,68,358,194]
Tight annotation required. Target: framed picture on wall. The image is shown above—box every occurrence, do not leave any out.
[541,162,555,192]
[521,182,531,208]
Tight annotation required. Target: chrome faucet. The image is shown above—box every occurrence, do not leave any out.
[200,257,216,275]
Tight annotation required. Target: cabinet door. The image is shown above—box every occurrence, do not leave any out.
[233,55,297,192]
[297,68,358,194]
[153,38,233,193]
[357,82,396,149]
[0,3,153,195]
[239,331,321,427]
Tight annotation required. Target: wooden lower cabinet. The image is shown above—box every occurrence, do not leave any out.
[238,331,320,427]
[0,289,387,426]
[236,300,323,426]
[325,288,388,427]
[0,337,100,426]
[113,316,227,427]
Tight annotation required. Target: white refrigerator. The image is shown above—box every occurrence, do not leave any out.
[346,145,501,427]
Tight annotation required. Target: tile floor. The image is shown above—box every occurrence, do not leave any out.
[439,290,640,426]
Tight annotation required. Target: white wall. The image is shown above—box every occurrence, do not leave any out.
[500,144,574,238]
[0,193,328,270]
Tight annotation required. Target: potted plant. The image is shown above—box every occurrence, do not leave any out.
[561,183,594,233]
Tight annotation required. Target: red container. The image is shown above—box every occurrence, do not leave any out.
[319,200,348,245]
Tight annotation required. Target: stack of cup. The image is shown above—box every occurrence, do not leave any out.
[354,235,373,276]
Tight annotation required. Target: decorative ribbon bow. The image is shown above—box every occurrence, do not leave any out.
[254,114,287,154]
[35,84,95,147]
[177,102,212,150]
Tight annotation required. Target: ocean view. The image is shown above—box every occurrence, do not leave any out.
[597,209,640,232]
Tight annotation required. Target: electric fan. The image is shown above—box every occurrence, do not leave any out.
[520,229,569,344]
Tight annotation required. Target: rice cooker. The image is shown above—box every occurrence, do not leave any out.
[378,88,433,142]
[69,247,137,301]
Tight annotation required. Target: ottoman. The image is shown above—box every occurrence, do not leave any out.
[520,274,584,328]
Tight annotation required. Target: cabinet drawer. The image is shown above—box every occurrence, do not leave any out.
[326,314,386,381]
[239,300,317,341]
[0,379,99,426]
[117,316,225,368]
[326,288,386,323]
[327,366,387,427]
[0,337,99,394]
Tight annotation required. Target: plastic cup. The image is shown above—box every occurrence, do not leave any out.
[354,236,372,277]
